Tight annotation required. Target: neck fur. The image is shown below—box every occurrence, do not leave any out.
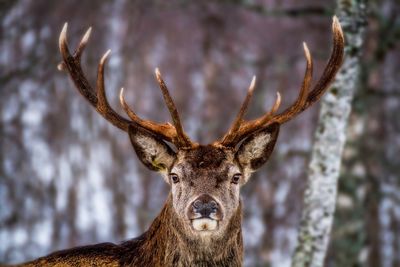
[122,194,243,266]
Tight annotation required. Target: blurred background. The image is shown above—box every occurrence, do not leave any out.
[0,0,399,266]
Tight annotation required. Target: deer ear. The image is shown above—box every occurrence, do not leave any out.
[128,124,176,173]
[235,123,280,173]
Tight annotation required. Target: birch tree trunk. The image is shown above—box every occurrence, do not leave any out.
[291,1,367,266]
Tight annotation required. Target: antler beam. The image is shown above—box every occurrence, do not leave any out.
[58,23,194,148]
[219,16,345,147]
[59,16,344,149]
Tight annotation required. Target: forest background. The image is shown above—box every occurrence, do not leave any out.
[0,0,399,266]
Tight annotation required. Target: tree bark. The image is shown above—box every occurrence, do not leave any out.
[291,1,367,267]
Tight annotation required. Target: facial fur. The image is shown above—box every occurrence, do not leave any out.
[128,124,280,241]
[168,146,242,239]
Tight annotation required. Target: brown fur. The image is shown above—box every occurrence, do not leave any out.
[14,195,242,267]
[8,124,279,267]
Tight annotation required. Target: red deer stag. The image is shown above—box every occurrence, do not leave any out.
[14,17,344,267]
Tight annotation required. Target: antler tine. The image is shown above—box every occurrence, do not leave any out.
[220,76,256,145]
[220,91,281,146]
[270,42,313,124]
[59,24,70,61]
[119,88,179,143]
[155,68,192,148]
[58,23,132,131]
[97,49,112,112]
[75,27,92,60]
[119,88,141,122]
[219,16,344,147]
[301,16,344,108]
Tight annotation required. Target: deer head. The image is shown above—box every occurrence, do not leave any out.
[58,17,344,241]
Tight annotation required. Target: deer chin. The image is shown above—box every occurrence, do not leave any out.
[191,218,218,232]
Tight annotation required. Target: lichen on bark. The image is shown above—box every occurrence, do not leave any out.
[291,1,367,267]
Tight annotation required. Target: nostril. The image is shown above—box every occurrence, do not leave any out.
[210,201,217,209]
[193,200,203,209]
[191,195,219,218]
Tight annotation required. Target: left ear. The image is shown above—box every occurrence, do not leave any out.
[235,123,280,174]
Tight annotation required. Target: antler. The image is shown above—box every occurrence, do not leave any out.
[219,16,345,147]
[58,23,194,148]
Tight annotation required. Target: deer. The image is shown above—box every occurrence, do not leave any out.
[11,17,344,267]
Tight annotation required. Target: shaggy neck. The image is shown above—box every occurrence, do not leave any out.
[123,194,243,266]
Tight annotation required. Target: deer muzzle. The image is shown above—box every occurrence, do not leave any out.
[188,194,222,231]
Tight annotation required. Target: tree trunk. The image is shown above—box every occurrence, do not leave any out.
[291,1,367,266]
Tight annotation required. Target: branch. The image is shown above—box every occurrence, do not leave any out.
[209,0,333,18]
[241,4,332,17]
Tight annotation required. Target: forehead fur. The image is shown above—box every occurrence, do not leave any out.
[178,145,234,169]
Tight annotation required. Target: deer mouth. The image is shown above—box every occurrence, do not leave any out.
[191,218,219,231]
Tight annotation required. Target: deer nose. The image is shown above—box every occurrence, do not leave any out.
[192,194,219,218]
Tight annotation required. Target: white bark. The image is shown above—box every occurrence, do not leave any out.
[291,1,367,267]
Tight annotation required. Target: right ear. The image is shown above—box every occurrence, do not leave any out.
[128,124,176,173]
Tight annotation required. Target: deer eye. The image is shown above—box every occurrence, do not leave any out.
[169,173,180,184]
[231,173,241,184]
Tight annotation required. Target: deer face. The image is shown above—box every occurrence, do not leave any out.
[128,123,279,238]
[170,146,241,236]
